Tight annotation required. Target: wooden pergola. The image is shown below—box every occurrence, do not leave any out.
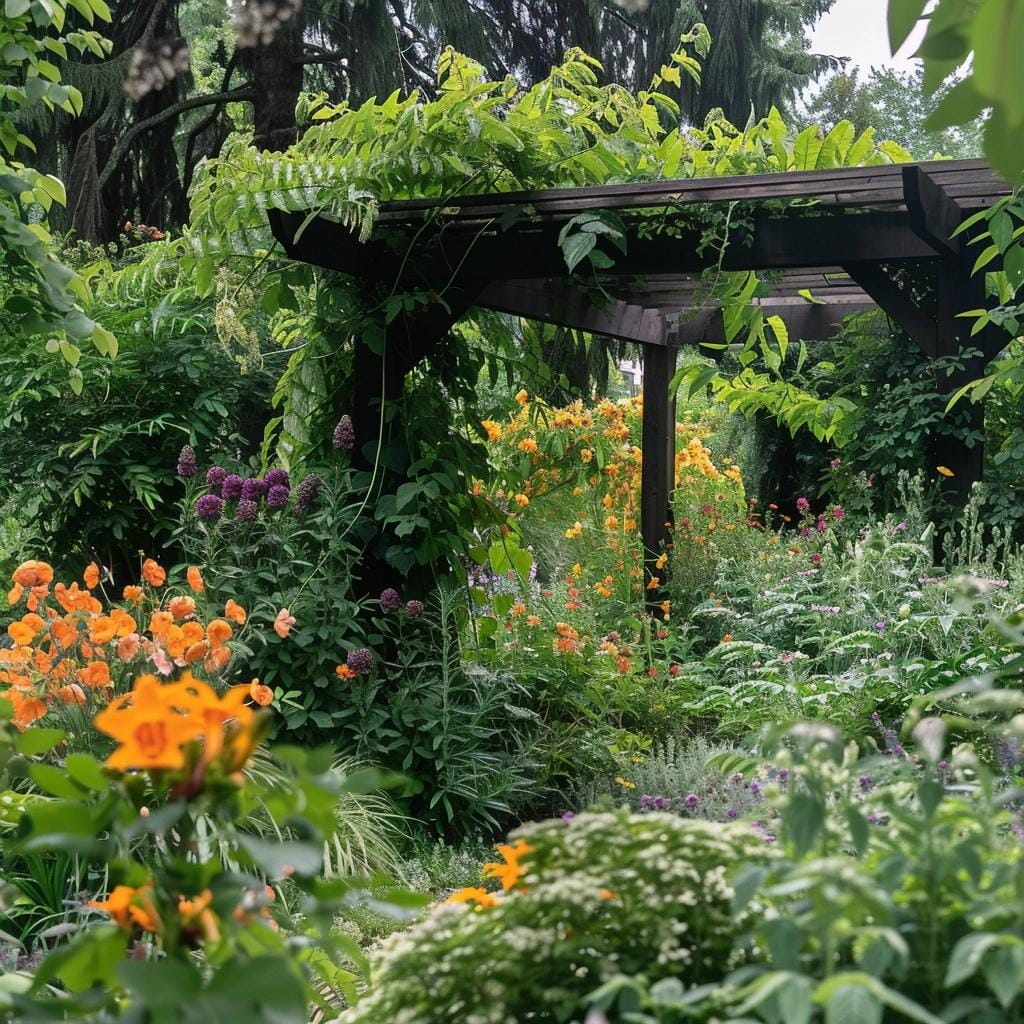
[268,158,1010,576]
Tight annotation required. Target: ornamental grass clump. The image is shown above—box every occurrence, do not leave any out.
[341,808,773,1024]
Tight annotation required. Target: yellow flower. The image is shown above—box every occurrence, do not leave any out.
[517,437,538,454]
[571,563,582,577]
[937,465,954,478]
[564,521,583,539]
[655,553,668,570]
[614,776,636,789]
[604,515,619,530]
[515,389,529,405]
[580,448,593,463]
[513,492,529,508]
[482,420,502,442]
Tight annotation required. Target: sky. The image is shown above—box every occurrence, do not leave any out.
[810,0,926,73]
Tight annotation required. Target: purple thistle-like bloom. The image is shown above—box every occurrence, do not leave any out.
[404,599,424,619]
[652,796,669,810]
[874,621,887,631]
[833,505,845,520]
[237,498,259,520]
[346,647,375,673]
[380,588,401,614]
[196,493,224,521]
[725,807,737,820]
[639,794,652,809]
[265,468,290,489]
[294,473,321,514]
[206,466,227,487]
[221,474,243,500]
[242,477,267,503]
[795,496,810,514]
[684,793,700,809]
[333,415,355,451]
[267,484,291,510]
[177,445,198,479]
[562,811,575,822]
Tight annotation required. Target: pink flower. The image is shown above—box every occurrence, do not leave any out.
[274,608,296,639]
[151,646,173,676]
[832,506,844,520]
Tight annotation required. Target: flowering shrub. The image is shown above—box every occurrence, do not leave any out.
[341,809,773,1023]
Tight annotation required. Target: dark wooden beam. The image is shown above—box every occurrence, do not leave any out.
[903,165,965,257]
[670,299,876,346]
[841,261,938,356]
[477,279,667,345]
[641,344,676,598]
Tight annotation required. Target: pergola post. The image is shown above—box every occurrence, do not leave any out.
[641,342,677,594]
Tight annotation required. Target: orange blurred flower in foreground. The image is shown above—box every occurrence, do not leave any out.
[142,559,166,587]
[448,887,498,910]
[273,608,296,639]
[89,884,160,933]
[483,839,533,891]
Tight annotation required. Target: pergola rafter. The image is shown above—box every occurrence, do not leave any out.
[269,158,1011,585]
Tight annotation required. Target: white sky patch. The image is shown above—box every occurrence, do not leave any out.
[810,0,928,72]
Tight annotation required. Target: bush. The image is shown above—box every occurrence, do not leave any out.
[341,809,773,1024]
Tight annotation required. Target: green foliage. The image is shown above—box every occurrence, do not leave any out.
[0,0,113,378]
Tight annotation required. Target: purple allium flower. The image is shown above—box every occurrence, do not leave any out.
[871,711,881,722]
[859,775,874,792]
[562,811,575,822]
[730,772,744,785]
[221,474,243,500]
[264,468,290,489]
[725,807,737,820]
[778,769,789,785]
[380,588,401,614]
[333,414,354,451]
[177,445,198,479]
[196,493,224,521]
[639,794,652,809]
[796,496,810,514]
[816,514,827,534]
[801,527,811,539]
[237,498,259,520]
[206,466,227,487]
[938,760,949,771]
[811,553,822,565]
[267,484,290,510]
[749,780,762,797]
[833,505,844,520]
[895,521,907,532]
[653,796,669,810]
[684,793,700,809]
[404,599,424,619]
[346,647,374,674]
[294,473,321,514]
[874,621,886,631]
[241,477,267,503]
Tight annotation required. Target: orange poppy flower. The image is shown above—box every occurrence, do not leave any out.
[8,689,47,730]
[141,559,166,587]
[273,609,295,639]
[164,625,187,660]
[187,566,204,593]
[8,614,44,647]
[184,641,208,664]
[122,585,143,603]
[224,600,247,625]
[78,661,111,689]
[12,561,53,589]
[83,562,100,589]
[149,611,174,638]
[181,621,204,646]
[248,679,273,706]
[7,583,23,606]
[117,634,141,661]
[89,616,118,645]
[335,664,357,681]
[110,609,137,637]
[168,595,196,620]
[205,619,233,649]
[58,683,87,705]
[204,646,231,674]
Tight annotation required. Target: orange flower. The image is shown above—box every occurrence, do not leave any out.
[206,619,233,649]
[273,608,295,639]
[937,465,954,478]
[168,595,196,620]
[78,661,111,689]
[8,689,47,730]
[335,664,357,681]
[526,615,541,626]
[149,611,174,638]
[224,600,247,625]
[141,559,166,587]
[184,641,208,664]
[482,839,533,891]
[187,566,205,593]
[83,562,100,590]
[109,608,137,637]
[7,583,23,606]
[515,389,529,405]
[94,675,202,772]
[117,634,141,662]
[204,646,231,674]
[12,561,53,589]
[178,889,219,942]
[89,885,159,933]
[89,616,118,645]
[248,679,273,706]
[8,614,44,647]
[448,887,497,909]
[722,634,734,644]
[58,682,87,705]
[122,585,143,603]
[164,674,252,763]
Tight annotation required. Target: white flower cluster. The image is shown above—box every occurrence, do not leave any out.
[124,39,190,102]
[229,0,302,48]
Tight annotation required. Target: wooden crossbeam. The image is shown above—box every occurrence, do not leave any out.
[903,166,965,258]
[841,261,937,356]
[477,279,666,345]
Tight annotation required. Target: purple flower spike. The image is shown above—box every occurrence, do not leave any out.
[206,466,227,487]
[221,474,243,500]
[241,477,267,503]
[265,468,290,489]
[196,493,224,521]
[333,415,355,451]
[684,793,700,809]
[237,498,259,520]
[404,599,424,619]
[380,588,401,614]
[267,484,290,510]
[177,445,198,479]
[294,473,321,514]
